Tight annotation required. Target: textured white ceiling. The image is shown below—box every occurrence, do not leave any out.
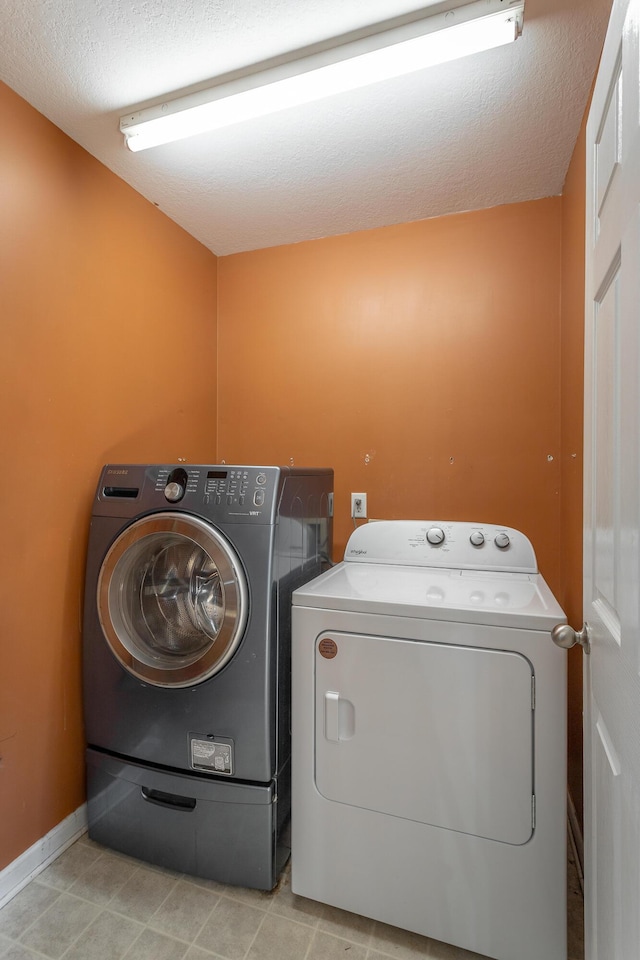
[1,0,612,255]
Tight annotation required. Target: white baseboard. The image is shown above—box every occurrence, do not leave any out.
[0,804,88,909]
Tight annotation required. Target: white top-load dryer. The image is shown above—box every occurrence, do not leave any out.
[291,520,567,960]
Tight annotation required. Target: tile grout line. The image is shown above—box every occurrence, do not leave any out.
[187,889,225,953]
[0,886,64,947]
[127,864,183,932]
[0,931,54,960]
[120,925,148,960]
[22,855,148,960]
[302,925,319,960]
[37,901,109,960]
[241,905,270,960]
[42,857,191,941]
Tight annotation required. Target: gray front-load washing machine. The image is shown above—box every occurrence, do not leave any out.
[83,463,333,889]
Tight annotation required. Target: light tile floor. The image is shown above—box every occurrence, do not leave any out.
[0,832,584,960]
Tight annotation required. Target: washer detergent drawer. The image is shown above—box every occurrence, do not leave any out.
[314,633,534,845]
[86,749,284,889]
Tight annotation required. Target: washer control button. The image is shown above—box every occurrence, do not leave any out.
[426,526,445,545]
[470,531,485,546]
[256,473,267,485]
[495,532,511,549]
[254,490,265,507]
[164,481,184,502]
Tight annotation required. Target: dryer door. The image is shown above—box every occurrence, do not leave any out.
[314,632,534,845]
[97,513,248,687]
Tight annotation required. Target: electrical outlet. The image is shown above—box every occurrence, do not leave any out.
[351,492,367,519]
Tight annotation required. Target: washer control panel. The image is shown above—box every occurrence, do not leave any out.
[150,465,279,519]
[96,464,285,523]
[344,520,537,573]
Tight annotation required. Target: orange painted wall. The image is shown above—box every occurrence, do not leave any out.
[0,82,218,870]
[560,110,588,828]
[218,200,563,590]
[0,70,588,874]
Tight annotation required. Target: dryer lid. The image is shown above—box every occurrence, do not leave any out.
[293,521,564,630]
[293,561,563,630]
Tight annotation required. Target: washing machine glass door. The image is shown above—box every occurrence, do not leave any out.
[97,512,248,687]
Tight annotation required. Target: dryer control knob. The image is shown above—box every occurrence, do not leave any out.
[164,481,185,502]
[426,526,445,545]
[494,532,510,549]
[470,531,485,546]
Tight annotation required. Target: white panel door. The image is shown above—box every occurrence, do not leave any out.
[584,1,640,957]
[314,632,534,844]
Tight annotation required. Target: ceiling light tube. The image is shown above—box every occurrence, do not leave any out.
[120,0,525,152]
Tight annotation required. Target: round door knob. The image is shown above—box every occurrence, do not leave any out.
[470,531,485,546]
[426,526,445,545]
[164,481,185,502]
[551,622,591,654]
[494,532,510,549]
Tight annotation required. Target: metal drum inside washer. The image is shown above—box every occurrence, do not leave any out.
[83,463,333,890]
[97,512,248,688]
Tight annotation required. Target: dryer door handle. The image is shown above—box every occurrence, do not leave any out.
[325,691,340,741]
[324,691,355,742]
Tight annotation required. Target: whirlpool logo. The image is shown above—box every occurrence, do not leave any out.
[106,468,129,475]
[349,549,367,556]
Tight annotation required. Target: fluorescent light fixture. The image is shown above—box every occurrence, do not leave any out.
[120,0,524,152]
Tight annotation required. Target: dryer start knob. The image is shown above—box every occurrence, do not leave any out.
[164,481,185,502]
[426,526,445,546]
